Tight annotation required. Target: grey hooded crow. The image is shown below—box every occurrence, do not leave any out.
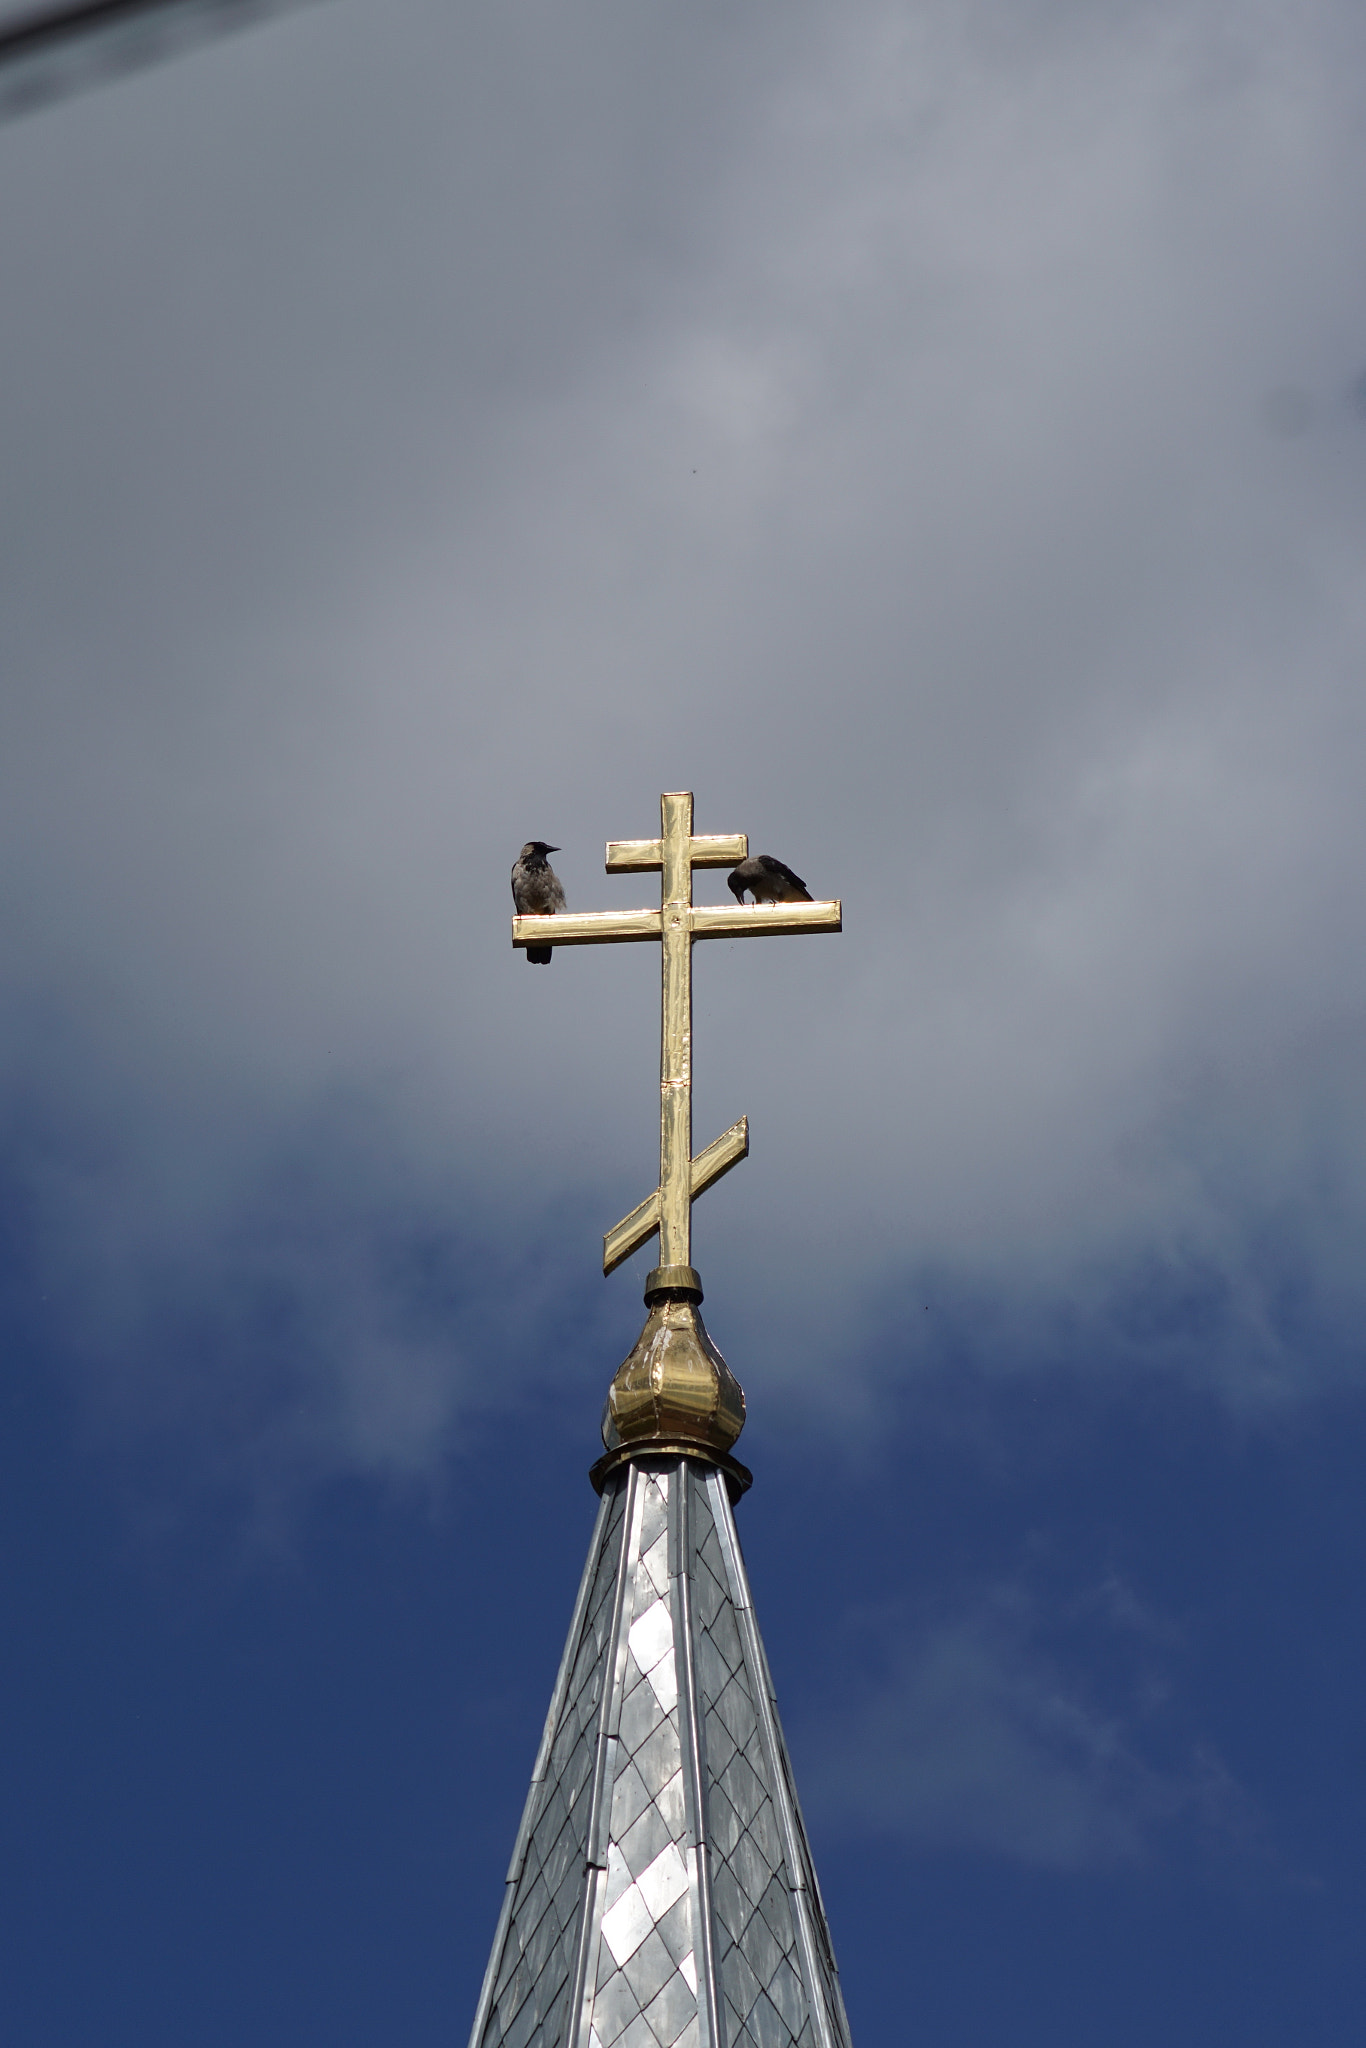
[512,841,566,962]
[726,854,813,905]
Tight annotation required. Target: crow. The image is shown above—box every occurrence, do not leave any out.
[512,841,566,963]
[727,854,813,905]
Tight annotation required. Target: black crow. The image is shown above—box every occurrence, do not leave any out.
[726,854,813,905]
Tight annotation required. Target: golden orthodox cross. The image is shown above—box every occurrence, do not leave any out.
[512,791,841,1282]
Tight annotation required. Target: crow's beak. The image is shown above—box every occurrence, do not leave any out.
[546,845,560,853]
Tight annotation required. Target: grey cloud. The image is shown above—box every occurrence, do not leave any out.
[4,0,1366,1482]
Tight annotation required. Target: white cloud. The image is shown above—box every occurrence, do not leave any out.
[798,1579,1251,1869]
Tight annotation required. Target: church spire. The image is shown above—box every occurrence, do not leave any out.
[470,796,852,2048]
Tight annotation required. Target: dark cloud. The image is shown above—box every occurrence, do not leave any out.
[4,0,1366,1486]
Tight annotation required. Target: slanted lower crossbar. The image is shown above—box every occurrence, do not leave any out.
[603,1117,750,1276]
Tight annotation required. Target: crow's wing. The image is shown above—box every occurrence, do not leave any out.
[756,854,809,896]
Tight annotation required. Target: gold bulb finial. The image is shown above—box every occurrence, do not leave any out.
[590,1265,752,1499]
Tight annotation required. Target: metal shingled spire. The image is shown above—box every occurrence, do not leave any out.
[467,1454,853,2048]
[470,793,852,2047]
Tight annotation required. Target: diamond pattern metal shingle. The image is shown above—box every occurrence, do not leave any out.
[468,1460,852,2048]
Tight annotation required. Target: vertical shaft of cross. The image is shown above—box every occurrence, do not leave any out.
[659,791,694,1269]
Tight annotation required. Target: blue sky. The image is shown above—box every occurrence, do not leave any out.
[2,2,1366,2041]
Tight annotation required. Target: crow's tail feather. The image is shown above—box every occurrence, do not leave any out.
[527,946,552,965]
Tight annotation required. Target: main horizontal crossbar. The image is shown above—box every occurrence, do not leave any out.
[603,1116,750,1275]
[512,900,842,950]
[513,909,661,947]
[691,900,842,941]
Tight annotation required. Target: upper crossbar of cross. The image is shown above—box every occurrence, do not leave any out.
[512,791,841,1280]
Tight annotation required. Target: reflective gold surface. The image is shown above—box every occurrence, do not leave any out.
[512,908,662,948]
[509,789,840,1463]
[603,1118,748,1276]
[658,793,693,1269]
[690,899,842,941]
[644,1264,704,1295]
[510,898,842,952]
[606,832,747,871]
[600,1290,747,1459]
[509,790,839,1280]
